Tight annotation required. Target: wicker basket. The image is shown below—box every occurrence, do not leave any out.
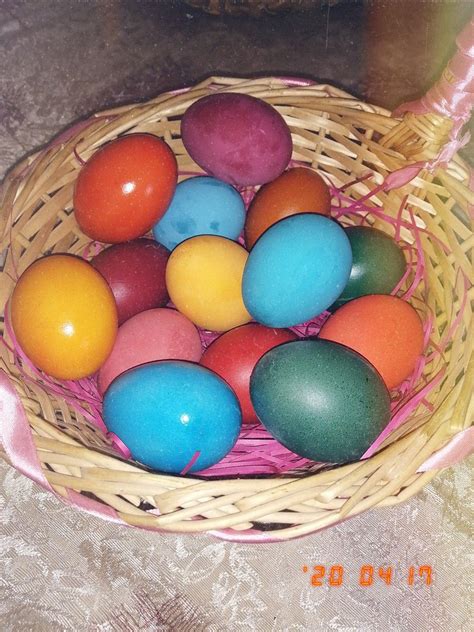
[0,26,472,541]
[184,0,330,17]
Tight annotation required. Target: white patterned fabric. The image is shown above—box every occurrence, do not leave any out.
[1,457,472,631]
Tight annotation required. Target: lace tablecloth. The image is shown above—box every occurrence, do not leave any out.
[1,457,472,631]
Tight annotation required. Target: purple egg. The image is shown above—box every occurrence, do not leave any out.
[181,93,292,187]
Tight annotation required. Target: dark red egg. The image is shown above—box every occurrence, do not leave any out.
[200,323,297,424]
[92,238,169,325]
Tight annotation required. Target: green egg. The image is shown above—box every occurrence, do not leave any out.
[250,339,391,463]
[331,226,407,310]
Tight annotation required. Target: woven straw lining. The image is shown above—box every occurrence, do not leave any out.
[0,76,472,539]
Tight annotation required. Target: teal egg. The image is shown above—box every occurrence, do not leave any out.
[250,339,391,463]
[331,226,407,309]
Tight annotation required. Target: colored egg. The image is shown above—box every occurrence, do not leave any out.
[319,294,424,389]
[181,93,292,186]
[152,176,245,250]
[103,361,242,473]
[92,238,169,325]
[166,235,252,332]
[74,133,177,243]
[98,308,202,393]
[244,167,331,249]
[242,214,352,328]
[331,226,407,309]
[200,323,297,424]
[250,339,391,463]
[11,254,117,380]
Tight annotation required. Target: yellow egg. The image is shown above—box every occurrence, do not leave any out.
[166,236,251,332]
[11,254,118,380]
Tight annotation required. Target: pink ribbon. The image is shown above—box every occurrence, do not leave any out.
[0,370,130,527]
[0,371,50,489]
[417,426,474,471]
[0,369,472,542]
[106,432,132,459]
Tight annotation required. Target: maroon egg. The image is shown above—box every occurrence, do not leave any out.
[181,93,292,187]
[92,238,169,325]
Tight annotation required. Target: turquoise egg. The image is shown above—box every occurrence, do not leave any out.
[250,339,391,463]
[103,361,242,473]
[152,176,245,250]
[242,214,352,327]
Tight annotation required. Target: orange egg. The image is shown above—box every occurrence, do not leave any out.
[11,255,118,380]
[244,167,331,248]
[319,294,424,389]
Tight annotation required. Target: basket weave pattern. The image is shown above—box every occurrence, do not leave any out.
[0,77,472,540]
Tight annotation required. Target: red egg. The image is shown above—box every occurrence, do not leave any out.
[91,239,169,325]
[200,323,297,423]
[74,133,177,243]
[98,308,202,393]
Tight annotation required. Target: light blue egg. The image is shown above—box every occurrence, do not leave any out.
[103,361,242,474]
[242,214,352,327]
[153,176,245,250]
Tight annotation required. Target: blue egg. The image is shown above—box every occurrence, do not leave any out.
[153,176,245,250]
[242,214,352,327]
[103,361,242,474]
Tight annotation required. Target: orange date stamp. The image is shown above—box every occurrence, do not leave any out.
[302,565,433,587]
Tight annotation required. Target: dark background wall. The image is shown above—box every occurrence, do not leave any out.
[0,0,472,177]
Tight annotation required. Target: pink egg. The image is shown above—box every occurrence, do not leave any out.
[98,308,202,393]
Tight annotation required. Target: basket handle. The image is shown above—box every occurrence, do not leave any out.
[394,17,474,136]
[382,17,473,191]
